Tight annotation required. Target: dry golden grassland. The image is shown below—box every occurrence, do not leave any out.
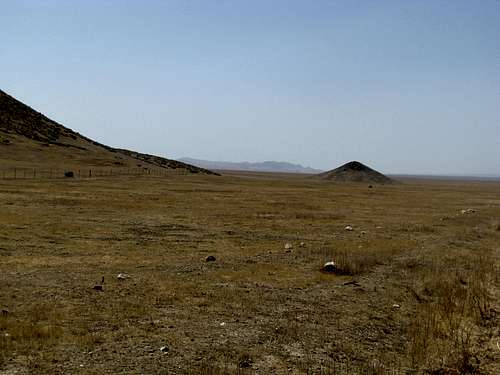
[0,172,499,374]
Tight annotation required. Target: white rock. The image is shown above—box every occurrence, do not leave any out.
[392,304,401,309]
[220,322,226,326]
[345,225,353,231]
[323,261,336,273]
[117,273,128,280]
[284,243,293,250]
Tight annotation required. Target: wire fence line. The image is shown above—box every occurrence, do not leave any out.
[0,166,190,180]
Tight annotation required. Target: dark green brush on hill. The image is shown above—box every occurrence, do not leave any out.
[0,89,217,174]
[317,161,395,184]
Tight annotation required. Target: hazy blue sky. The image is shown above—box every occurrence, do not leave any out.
[2,0,499,175]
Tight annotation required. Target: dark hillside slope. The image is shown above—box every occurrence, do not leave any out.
[317,161,395,184]
[0,89,216,174]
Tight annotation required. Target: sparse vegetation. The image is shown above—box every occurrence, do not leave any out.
[0,172,499,373]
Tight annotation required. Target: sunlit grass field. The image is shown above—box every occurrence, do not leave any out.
[1,172,499,374]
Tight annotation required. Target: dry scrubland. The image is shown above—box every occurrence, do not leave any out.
[0,172,499,374]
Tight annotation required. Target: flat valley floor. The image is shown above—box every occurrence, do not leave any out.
[1,172,499,374]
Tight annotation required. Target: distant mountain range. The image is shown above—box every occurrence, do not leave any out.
[179,157,323,174]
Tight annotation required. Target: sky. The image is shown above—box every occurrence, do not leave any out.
[1,0,499,175]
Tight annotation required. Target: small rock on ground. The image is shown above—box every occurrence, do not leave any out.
[322,261,336,273]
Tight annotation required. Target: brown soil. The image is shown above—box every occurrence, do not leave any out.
[0,172,499,374]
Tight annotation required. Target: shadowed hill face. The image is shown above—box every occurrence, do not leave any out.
[0,89,217,174]
[337,161,366,172]
[317,161,395,184]
[0,90,73,143]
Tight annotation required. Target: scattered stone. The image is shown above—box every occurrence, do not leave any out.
[284,243,293,250]
[322,261,336,273]
[1,309,10,315]
[160,346,169,353]
[361,231,366,235]
[206,255,216,262]
[239,358,253,368]
[344,225,353,231]
[392,304,401,309]
[343,280,360,286]
[117,273,128,280]
[368,185,373,189]
[64,171,74,178]
[220,322,226,326]
[461,208,476,214]
[299,242,305,247]
[92,285,103,291]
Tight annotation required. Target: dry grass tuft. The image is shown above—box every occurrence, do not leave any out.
[407,249,496,373]
[0,303,63,366]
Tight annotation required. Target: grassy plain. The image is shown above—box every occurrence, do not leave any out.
[0,172,499,374]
